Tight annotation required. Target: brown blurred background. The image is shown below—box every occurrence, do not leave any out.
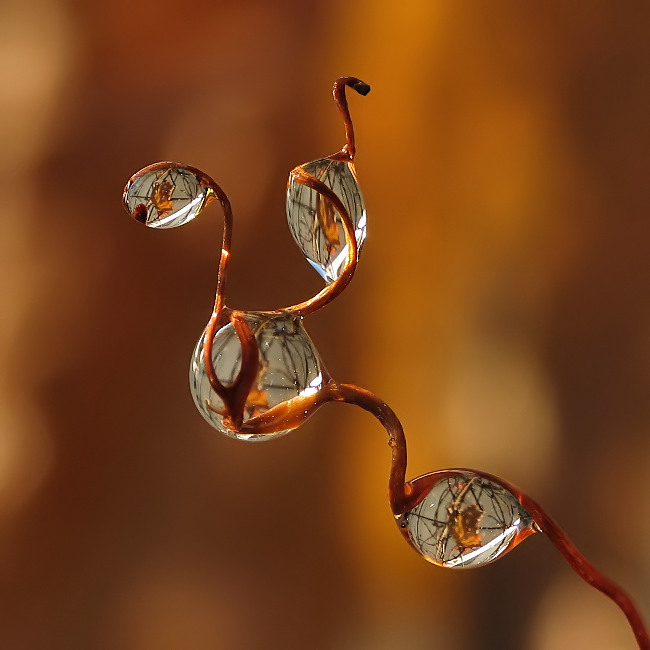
[0,1,649,648]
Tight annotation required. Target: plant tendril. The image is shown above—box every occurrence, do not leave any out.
[123,76,649,649]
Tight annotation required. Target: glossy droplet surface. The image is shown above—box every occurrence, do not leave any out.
[190,312,324,441]
[287,158,366,284]
[399,473,534,569]
[123,163,208,228]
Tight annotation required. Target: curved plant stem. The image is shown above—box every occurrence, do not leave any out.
[234,381,409,513]
[329,76,371,162]
[275,76,370,315]
[421,469,650,650]
[125,76,648,650]
[515,485,650,649]
[196,175,261,426]
[280,170,359,316]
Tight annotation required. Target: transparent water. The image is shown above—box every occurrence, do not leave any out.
[189,312,324,441]
[124,164,207,228]
[404,473,533,568]
[287,159,366,284]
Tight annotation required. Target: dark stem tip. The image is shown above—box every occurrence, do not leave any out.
[348,78,371,96]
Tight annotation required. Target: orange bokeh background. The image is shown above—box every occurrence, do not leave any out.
[0,1,648,648]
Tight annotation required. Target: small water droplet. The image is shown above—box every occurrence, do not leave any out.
[189,312,324,441]
[287,158,366,284]
[123,163,208,228]
[400,472,534,568]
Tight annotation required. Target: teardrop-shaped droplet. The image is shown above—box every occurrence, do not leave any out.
[189,312,324,441]
[397,472,535,569]
[287,158,366,284]
[123,163,209,228]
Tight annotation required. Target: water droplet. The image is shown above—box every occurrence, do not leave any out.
[287,158,366,284]
[123,163,209,228]
[189,312,324,441]
[399,472,534,568]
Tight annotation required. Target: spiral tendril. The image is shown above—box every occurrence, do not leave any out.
[123,77,649,649]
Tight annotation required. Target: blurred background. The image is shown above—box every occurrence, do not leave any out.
[0,1,649,648]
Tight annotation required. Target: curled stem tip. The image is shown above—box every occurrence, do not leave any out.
[347,78,371,96]
[332,76,370,161]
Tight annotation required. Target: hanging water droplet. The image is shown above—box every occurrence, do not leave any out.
[398,472,535,568]
[123,163,209,228]
[287,158,366,284]
[189,312,324,441]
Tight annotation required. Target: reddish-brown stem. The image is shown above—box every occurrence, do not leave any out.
[234,380,409,513]
[126,78,648,650]
[202,177,233,327]
[219,313,261,429]
[332,384,409,514]
[198,179,231,389]
[225,384,650,649]
[329,77,371,162]
[266,77,369,315]
[405,469,649,649]
[190,74,371,423]
[200,76,371,405]
[193,177,262,426]
[515,486,650,649]
[199,180,232,392]
[234,383,335,433]
[280,170,359,317]
[230,376,650,647]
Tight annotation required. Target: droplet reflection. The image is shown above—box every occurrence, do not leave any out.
[399,472,535,568]
[189,312,324,441]
[123,164,209,229]
[287,159,366,284]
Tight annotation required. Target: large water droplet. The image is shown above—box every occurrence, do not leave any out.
[123,163,209,228]
[189,312,324,441]
[287,158,366,284]
[398,472,534,568]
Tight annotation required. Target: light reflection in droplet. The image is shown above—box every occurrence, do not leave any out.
[287,159,366,284]
[402,472,534,569]
[189,312,323,441]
